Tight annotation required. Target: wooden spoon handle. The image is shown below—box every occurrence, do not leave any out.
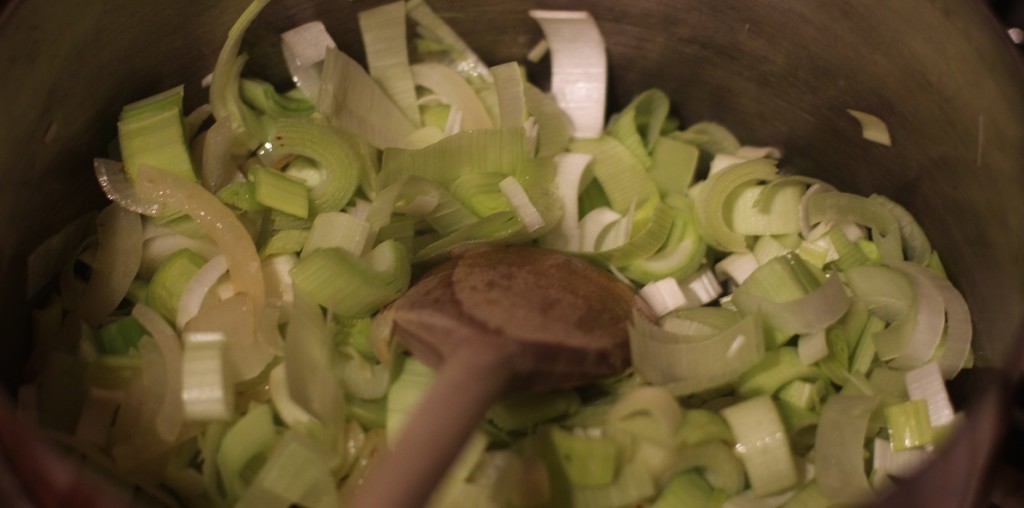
[348,344,512,508]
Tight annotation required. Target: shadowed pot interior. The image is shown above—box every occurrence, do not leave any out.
[2,0,1023,505]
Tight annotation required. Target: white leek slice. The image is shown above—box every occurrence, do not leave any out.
[720,395,798,496]
[815,395,879,504]
[639,267,723,317]
[135,165,266,307]
[529,10,607,139]
[499,176,545,232]
[579,207,622,252]
[359,2,421,125]
[714,251,758,287]
[281,21,337,101]
[797,329,829,365]
[181,330,234,421]
[847,109,891,147]
[725,182,806,236]
[871,437,931,490]
[904,362,955,428]
[411,63,493,130]
[317,48,417,149]
[709,146,782,175]
[630,312,764,395]
[78,204,142,326]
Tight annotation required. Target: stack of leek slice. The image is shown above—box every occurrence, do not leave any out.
[21,0,972,507]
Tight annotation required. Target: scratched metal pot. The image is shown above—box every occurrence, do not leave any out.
[1,0,1023,506]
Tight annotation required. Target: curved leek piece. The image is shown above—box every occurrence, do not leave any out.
[118,86,196,181]
[359,2,421,125]
[668,122,741,155]
[675,409,734,447]
[302,212,372,258]
[710,145,783,175]
[732,254,850,340]
[380,127,526,187]
[606,89,671,167]
[270,119,363,213]
[317,48,417,149]
[570,136,659,214]
[596,201,673,267]
[648,136,700,197]
[735,347,821,399]
[804,191,902,262]
[239,78,314,119]
[291,240,411,318]
[720,396,797,496]
[714,251,759,287]
[77,204,142,326]
[412,63,493,130]
[236,430,340,508]
[450,172,511,217]
[414,211,523,261]
[549,426,618,486]
[847,109,891,147]
[492,62,527,129]
[529,10,606,139]
[652,472,716,508]
[487,390,581,432]
[725,182,806,236]
[217,403,279,503]
[694,158,779,252]
[210,0,269,152]
[904,267,971,379]
[135,165,266,307]
[406,0,493,83]
[661,307,742,339]
[542,153,592,251]
[844,265,913,322]
[280,21,336,102]
[874,261,946,369]
[525,83,573,158]
[815,395,880,505]
[623,194,707,283]
[402,177,480,234]
[869,194,931,264]
[659,441,745,496]
[630,312,765,396]
[606,386,684,445]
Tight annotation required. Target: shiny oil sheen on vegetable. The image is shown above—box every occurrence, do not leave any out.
[20,0,973,507]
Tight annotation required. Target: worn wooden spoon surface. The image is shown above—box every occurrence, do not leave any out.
[349,246,641,508]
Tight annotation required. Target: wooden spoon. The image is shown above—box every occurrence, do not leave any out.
[349,246,643,508]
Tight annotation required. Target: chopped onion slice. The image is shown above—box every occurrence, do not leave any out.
[94,158,163,216]
[77,204,142,325]
[176,255,228,330]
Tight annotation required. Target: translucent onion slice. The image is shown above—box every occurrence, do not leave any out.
[529,10,607,139]
[94,158,162,216]
[132,304,184,442]
[77,204,142,326]
[135,165,265,307]
[847,109,892,147]
[815,395,880,505]
[269,363,316,428]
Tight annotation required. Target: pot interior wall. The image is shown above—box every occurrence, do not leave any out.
[1,0,1023,500]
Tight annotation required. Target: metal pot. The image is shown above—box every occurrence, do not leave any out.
[1,0,1023,505]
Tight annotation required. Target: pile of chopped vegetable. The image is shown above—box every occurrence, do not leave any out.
[19,0,973,507]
